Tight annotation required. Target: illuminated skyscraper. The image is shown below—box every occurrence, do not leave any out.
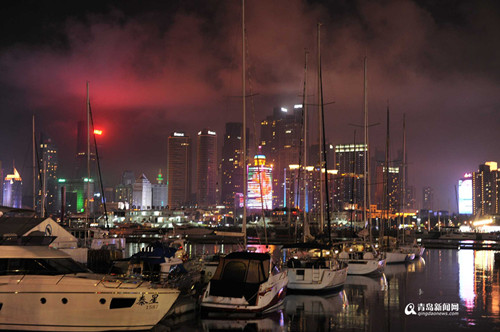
[260,106,302,207]
[132,174,152,210]
[220,123,248,208]
[115,170,135,205]
[423,186,434,211]
[196,129,217,207]
[3,166,22,208]
[152,169,167,208]
[74,120,96,179]
[39,136,58,214]
[167,132,191,208]
[334,144,367,211]
[472,162,500,216]
[247,154,273,211]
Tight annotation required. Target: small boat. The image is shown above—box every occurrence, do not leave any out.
[281,243,347,292]
[399,241,425,258]
[332,241,386,275]
[200,251,288,315]
[380,237,415,263]
[0,236,180,331]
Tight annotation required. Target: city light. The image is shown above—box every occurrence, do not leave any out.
[93,129,103,135]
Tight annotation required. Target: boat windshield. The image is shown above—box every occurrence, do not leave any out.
[213,258,270,284]
[0,258,89,275]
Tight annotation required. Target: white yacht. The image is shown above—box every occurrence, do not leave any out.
[281,243,348,292]
[200,251,288,315]
[0,243,180,331]
[380,236,415,263]
[332,241,386,275]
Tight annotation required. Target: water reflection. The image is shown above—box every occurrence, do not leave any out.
[285,292,347,331]
[458,250,500,328]
[159,249,499,332]
[201,311,286,332]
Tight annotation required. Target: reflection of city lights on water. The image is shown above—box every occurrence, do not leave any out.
[458,250,476,310]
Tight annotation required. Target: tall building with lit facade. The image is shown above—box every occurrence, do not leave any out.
[196,129,217,207]
[247,154,273,211]
[57,178,95,214]
[132,174,152,210]
[423,186,434,211]
[220,123,248,208]
[472,162,500,216]
[115,170,135,205]
[152,170,167,209]
[39,136,58,214]
[3,167,22,208]
[74,120,96,179]
[167,132,191,208]
[260,106,302,208]
[0,161,4,204]
[334,144,367,212]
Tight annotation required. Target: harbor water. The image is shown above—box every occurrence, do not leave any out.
[148,248,499,332]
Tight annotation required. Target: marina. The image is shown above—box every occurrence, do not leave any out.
[154,248,500,332]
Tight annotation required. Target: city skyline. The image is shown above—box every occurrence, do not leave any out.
[1,1,500,212]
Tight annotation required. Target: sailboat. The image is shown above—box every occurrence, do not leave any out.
[200,0,287,315]
[331,58,386,274]
[281,27,347,292]
[398,115,425,258]
[379,107,413,264]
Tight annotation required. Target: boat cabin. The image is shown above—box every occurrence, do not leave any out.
[208,252,277,305]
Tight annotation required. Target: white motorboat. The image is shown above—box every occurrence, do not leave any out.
[200,251,288,314]
[0,242,180,331]
[332,241,386,275]
[282,243,347,292]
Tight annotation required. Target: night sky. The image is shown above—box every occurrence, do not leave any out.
[1,0,499,212]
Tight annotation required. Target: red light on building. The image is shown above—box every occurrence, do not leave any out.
[93,129,103,136]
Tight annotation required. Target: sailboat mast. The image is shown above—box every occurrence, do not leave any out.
[381,105,390,248]
[242,0,247,249]
[363,57,368,227]
[302,50,309,242]
[86,81,90,244]
[32,115,36,211]
[317,22,324,234]
[402,114,406,243]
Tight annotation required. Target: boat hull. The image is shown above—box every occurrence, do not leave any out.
[201,272,288,314]
[287,266,347,292]
[340,258,386,275]
[0,275,180,331]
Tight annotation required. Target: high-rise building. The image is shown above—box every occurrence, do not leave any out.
[152,169,167,208]
[260,106,302,207]
[0,161,4,204]
[167,132,191,208]
[472,162,499,216]
[334,144,367,211]
[132,174,152,210]
[39,136,58,214]
[423,186,434,211]
[3,167,22,208]
[74,120,96,179]
[57,178,95,214]
[220,123,248,208]
[115,170,135,205]
[247,154,273,211]
[196,129,217,207]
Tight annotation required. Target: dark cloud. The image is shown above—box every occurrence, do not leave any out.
[1,0,499,210]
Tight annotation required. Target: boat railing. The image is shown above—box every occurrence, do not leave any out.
[96,275,145,289]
